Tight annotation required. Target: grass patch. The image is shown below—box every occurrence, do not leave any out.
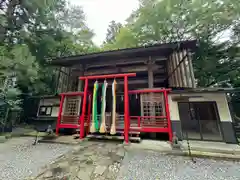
[24,131,47,137]
[0,132,12,139]
[1,131,55,138]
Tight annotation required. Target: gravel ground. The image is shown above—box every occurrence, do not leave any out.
[0,137,73,180]
[117,150,240,180]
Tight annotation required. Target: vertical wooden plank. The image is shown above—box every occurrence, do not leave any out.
[58,67,63,93]
[172,52,179,87]
[78,70,84,91]
[55,67,61,94]
[66,67,72,92]
[174,51,183,87]
[168,55,172,87]
[166,57,169,86]
[167,56,172,87]
[182,49,191,87]
[187,50,196,88]
[178,51,187,87]
[171,54,177,87]
[148,63,154,88]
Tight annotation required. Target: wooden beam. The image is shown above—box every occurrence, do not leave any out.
[85,57,167,69]
[87,78,165,86]
[83,65,164,76]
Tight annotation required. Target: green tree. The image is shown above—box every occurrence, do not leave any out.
[0,0,99,96]
[104,20,122,44]
[104,0,240,88]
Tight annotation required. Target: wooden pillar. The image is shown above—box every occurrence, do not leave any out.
[147,57,156,139]
[148,62,154,88]
[77,68,84,119]
[78,66,84,91]
[55,67,61,94]
[78,73,84,91]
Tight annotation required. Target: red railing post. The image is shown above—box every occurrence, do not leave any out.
[124,76,129,144]
[56,94,65,136]
[164,90,172,142]
[80,79,88,139]
[137,116,141,127]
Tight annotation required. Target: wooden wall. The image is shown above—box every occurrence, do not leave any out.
[56,67,72,93]
[55,49,196,93]
[167,49,196,88]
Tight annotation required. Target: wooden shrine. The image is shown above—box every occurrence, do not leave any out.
[50,40,197,143]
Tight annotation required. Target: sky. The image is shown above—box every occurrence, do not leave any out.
[69,0,139,45]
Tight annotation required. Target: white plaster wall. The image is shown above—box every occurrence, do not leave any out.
[51,107,59,117]
[169,93,232,122]
[39,98,59,106]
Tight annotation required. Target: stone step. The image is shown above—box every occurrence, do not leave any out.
[234,128,240,132]
[236,131,240,135]
[86,134,141,142]
[76,129,140,135]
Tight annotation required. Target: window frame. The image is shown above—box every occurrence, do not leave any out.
[38,105,53,116]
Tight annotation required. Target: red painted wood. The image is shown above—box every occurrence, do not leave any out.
[124,76,129,144]
[80,79,88,139]
[79,73,136,80]
[128,89,171,94]
[87,94,92,134]
[56,94,65,135]
[58,124,80,129]
[60,92,84,96]
[164,90,173,142]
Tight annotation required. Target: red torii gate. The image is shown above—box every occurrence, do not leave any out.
[79,73,136,144]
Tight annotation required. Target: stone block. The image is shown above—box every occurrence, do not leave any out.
[0,136,6,143]
[77,167,93,180]
[94,165,107,175]
[116,149,125,157]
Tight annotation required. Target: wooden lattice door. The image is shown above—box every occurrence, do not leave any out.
[62,96,82,124]
[140,93,166,127]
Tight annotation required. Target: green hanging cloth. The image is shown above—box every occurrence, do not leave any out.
[90,81,99,133]
[100,80,108,133]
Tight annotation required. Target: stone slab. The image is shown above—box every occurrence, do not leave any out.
[181,140,240,155]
